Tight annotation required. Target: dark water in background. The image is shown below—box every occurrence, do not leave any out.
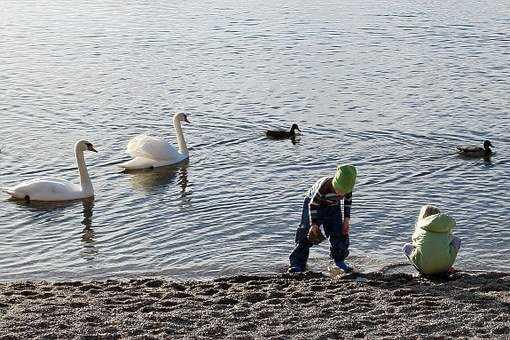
[0,0,509,281]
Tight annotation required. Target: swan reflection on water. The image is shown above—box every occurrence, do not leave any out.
[10,195,94,215]
[80,197,97,261]
[10,197,98,261]
[124,159,190,194]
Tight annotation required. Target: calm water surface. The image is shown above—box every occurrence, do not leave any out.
[0,0,509,281]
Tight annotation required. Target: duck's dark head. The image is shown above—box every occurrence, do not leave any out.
[290,124,301,133]
[483,140,493,150]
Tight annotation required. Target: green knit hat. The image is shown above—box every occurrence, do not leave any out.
[332,165,357,194]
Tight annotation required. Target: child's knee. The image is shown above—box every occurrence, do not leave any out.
[327,225,346,240]
[294,226,309,244]
[403,243,414,257]
[451,236,461,251]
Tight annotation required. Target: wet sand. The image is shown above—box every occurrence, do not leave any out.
[0,271,509,339]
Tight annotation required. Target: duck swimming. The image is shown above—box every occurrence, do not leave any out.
[457,140,494,158]
[266,124,301,140]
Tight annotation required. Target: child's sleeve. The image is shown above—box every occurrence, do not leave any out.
[344,192,352,218]
[308,181,325,225]
[308,195,321,225]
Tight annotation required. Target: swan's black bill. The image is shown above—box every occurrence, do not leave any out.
[86,143,98,152]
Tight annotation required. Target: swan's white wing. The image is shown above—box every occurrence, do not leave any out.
[118,157,170,170]
[6,178,82,201]
[126,134,181,161]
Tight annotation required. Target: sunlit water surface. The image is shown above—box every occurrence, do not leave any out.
[0,0,509,281]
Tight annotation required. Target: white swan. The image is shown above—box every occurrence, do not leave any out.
[2,140,97,202]
[119,112,190,170]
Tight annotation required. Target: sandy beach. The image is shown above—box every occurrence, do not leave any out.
[0,270,508,339]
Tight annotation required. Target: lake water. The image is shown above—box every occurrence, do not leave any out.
[1,0,509,281]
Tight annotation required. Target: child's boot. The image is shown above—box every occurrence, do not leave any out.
[335,260,353,273]
[287,266,304,273]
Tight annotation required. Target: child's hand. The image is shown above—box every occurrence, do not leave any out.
[342,218,350,235]
[307,224,326,244]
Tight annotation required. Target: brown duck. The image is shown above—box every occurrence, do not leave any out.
[457,140,494,158]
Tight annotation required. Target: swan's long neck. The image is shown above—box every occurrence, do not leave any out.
[173,115,188,156]
[75,146,94,196]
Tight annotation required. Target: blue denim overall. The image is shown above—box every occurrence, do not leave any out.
[289,196,349,271]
